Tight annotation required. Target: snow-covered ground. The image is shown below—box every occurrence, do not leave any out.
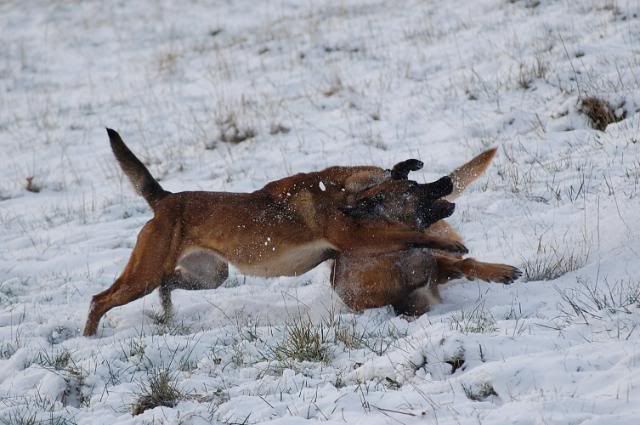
[2,0,640,423]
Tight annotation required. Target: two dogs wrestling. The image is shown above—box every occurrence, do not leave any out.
[83,129,520,336]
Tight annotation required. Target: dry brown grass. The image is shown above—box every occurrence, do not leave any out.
[25,177,41,193]
[579,96,623,131]
[216,113,256,144]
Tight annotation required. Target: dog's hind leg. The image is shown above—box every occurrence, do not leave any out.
[83,219,178,336]
[159,278,177,323]
[394,286,442,316]
[392,250,441,315]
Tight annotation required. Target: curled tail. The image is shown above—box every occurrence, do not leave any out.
[445,147,497,201]
[106,128,170,210]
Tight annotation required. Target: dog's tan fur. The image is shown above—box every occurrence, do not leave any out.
[83,129,463,336]
[331,148,521,315]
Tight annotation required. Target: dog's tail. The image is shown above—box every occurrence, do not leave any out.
[106,128,170,210]
[445,147,497,201]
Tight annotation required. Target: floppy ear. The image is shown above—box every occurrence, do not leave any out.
[390,159,423,180]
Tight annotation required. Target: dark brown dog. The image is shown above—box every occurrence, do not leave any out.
[331,148,521,315]
[83,129,462,336]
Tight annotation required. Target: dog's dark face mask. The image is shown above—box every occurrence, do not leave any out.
[341,159,455,229]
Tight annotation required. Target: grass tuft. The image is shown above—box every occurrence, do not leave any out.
[579,96,623,131]
[522,246,588,282]
[131,369,184,416]
[216,113,256,145]
[0,393,78,425]
[558,278,640,325]
[33,349,72,371]
[0,409,38,425]
[274,315,330,363]
[0,407,76,425]
[449,302,497,334]
[517,57,548,89]
[33,349,89,408]
[334,324,365,350]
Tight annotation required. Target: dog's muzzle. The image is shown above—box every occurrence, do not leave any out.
[417,198,455,228]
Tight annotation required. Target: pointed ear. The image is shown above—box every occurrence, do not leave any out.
[390,159,423,180]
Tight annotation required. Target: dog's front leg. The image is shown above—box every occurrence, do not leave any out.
[328,222,468,254]
[433,254,521,284]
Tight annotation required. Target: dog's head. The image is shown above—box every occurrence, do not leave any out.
[341,159,455,229]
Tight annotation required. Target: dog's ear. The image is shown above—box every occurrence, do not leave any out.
[390,159,423,180]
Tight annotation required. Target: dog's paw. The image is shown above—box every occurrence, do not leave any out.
[492,265,522,284]
[506,266,523,284]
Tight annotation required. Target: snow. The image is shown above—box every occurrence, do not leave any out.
[1,0,640,424]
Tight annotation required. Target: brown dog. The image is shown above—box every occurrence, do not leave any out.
[331,148,522,315]
[83,129,463,336]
